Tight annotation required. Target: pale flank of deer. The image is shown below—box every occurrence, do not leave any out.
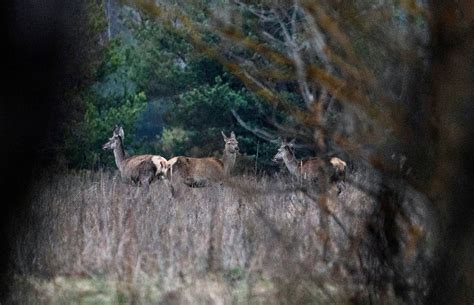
[151,155,168,178]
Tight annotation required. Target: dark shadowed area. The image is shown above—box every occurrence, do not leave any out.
[0,0,88,300]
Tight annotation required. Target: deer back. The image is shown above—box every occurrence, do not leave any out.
[168,156,224,182]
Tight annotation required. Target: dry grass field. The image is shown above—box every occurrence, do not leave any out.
[8,165,435,305]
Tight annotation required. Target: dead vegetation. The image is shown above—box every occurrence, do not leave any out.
[9,165,435,304]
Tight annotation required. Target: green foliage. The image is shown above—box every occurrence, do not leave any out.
[83,91,147,139]
[128,19,200,97]
[62,4,290,172]
[159,127,190,157]
[161,77,247,156]
[175,77,247,129]
[65,90,147,168]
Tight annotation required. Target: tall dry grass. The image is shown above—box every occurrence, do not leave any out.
[9,165,434,304]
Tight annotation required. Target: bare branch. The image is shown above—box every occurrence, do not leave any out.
[230,109,279,144]
[272,2,317,108]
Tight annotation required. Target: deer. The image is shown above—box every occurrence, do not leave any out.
[165,131,239,191]
[272,139,347,191]
[102,125,168,186]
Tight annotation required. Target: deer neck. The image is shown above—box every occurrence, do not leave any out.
[283,151,299,176]
[113,138,126,172]
[222,148,236,175]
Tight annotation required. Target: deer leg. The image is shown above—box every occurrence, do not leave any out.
[170,184,177,198]
[184,177,198,187]
[145,173,155,186]
[172,182,187,199]
[140,178,150,190]
[132,177,140,186]
[162,178,176,198]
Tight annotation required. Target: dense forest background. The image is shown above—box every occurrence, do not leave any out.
[56,0,428,173]
[57,0,284,171]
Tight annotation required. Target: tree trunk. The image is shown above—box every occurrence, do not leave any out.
[425,1,474,304]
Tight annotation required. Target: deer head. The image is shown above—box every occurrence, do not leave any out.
[272,139,296,162]
[222,131,239,154]
[102,125,124,150]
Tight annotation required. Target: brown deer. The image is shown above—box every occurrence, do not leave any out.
[166,131,239,189]
[272,139,346,188]
[102,125,168,186]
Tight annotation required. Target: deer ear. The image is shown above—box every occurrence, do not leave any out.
[221,131,228,140]
[118,126,124,139]
[288,139,296,147]
[230,131,236,139]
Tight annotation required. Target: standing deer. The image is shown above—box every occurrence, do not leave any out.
[166,131,239,189]
[102,125,168,185]
[272,139,347,188]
